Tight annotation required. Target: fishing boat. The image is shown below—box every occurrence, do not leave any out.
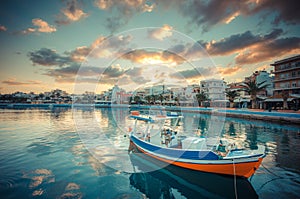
[128,111,265,178]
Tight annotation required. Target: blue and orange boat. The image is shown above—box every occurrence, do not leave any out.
[128,111,265,178]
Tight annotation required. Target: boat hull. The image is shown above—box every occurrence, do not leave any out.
[129,136,264,178]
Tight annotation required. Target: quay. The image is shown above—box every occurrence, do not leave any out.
[0,103,299,125]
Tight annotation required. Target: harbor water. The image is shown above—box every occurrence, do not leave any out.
[0,107,299,199]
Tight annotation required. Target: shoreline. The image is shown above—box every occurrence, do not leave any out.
[1,103,299,125]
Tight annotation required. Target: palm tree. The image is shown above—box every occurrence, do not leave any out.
[133,96,141,104]
[151,94,158,104]
[196,91,209,107]
[226,90,240,108]
[144,95,152,104]
[281,90,289,110]
[158,94,164,104]
[240,80,269,109]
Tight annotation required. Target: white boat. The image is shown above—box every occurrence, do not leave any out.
[128,111,265,178]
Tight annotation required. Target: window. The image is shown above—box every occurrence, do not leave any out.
[292,81,297,87]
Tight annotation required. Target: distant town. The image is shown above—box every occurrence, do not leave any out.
[1,55,299,111]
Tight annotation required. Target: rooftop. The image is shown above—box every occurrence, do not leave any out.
[271,55,300,66]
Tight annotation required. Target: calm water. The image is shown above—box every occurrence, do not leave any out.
[0,107,300,199]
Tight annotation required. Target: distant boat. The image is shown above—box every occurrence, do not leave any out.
[128,111,265,178]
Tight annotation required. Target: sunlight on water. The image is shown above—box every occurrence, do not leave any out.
[0,107,299,198]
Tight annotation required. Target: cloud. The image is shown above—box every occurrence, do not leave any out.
[235,37,300,65]
[32,18,56,33]
[56,0,88,25]
[148,24,173,41]
[249,0,300,25]
[69,34,132,61]
[44,63,105,83]
[102,64,127,78]
[28,48,72,66]
[217,66,242,76]
[164,28,296,66]
[0,25,7,32]
[2,78,42,85]
[18,28,36,35]
[179,0,242,31]
[170,67,214,80]
[94,0,155,33]
[15,18,56,35]
[202,29,283,56]
[153,0,299,32]
[122,49,185,66]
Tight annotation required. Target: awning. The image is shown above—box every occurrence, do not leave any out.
[290,94,300,99]
[264,98,294,102]
[234,99,250,102]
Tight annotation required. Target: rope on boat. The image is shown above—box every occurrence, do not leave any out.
[232,159,238,199]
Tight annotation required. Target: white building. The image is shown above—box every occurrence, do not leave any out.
[255,71,274,96]
[200,79,226,101]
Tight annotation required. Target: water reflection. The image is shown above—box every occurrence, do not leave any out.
[246,125,259,150]
[1,107,300,198]
[275,130,300,171]
[228,122,236,136]
[129,153,258,199]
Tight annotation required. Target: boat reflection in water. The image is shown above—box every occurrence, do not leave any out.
[129,152,258,199]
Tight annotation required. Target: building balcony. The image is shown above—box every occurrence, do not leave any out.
[273,76,300,82]
[273,86,300,91]
[273,66,300,73]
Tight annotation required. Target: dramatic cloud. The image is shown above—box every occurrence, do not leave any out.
[170,67,214,80]
[102,64,127,78]
[70,34,132,61]
[180,0,300,31]
[249,0,300,25]
[2,78,42,85]
[148,24,173,41]
[94,0,155,33]
[235,37,300,65]
[217,66,242,76]
[44,63,105,83]
[28,48,72,66]
[0,25,7,31]
[202,29,283,56]
[179,0,244,31]
[165,28,297,66]
[122,49,185,66]
[56,0,88,25]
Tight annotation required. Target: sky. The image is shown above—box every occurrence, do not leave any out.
[0,0,299,94]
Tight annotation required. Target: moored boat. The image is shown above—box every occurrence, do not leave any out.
[128,111,265,178]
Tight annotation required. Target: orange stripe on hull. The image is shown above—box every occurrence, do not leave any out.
[136,146,263,178]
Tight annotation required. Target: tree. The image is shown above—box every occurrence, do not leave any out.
[196,91,209,107]
[144,95,152,104]
[240,80,269,109]
[226,90,240,108]
[133,96,141,104]
[281,90,289,110]
[158,94,164,104]
[151,94,158,104]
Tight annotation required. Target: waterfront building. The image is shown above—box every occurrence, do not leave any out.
[227,82,249,108]
[269,55,300,110]
[111,85,132,104]
[271,55,300,96]
[255,71,274,97]
[200,79,226,107]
